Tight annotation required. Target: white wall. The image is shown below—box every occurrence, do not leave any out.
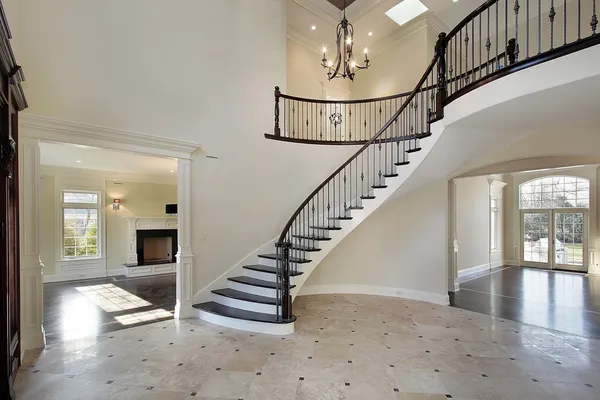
[286,38,350,99]
[349,16,440,100]
[455,176,490,273]
[302,180,449,304]
[105,180,177,272]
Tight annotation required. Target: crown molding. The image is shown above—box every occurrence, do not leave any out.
[20,114,201,160]
[345,0,386,22]
[40,165,178,185]
[292,0,341,26]
[287,25,323,55]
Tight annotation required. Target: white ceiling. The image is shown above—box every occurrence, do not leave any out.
[39,142,178,181]
[287,0,483,53]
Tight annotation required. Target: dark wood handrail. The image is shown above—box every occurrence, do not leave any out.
[279,90,412,105]
[277,52,440,243]
[446,0,497,40]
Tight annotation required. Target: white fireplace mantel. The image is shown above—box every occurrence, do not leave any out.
[126,217,178,276]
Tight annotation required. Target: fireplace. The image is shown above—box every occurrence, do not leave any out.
[136,229,177,266]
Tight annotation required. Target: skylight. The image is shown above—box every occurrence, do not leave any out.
[385,0,429,27]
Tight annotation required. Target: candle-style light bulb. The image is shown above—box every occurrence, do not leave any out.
[322,46,327,54]
[364,47,368,54]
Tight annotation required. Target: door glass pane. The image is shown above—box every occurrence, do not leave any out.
[555,212,584,266]
[523,212,549,263]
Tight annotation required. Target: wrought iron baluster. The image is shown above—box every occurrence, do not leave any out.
[563,0,567,46]
[471,19,474,82]
[515,0,520,62]
[496,0,499,64]
[479,13,482,80]
[465,27,469,85]
[486,6,491,74]
[550,0,556,49]
[593,0,598,34]
[505,0,509,55]
[577,0,581,40]
[459,29,463,88]
[538,0,542,54]
[526,0,530,58]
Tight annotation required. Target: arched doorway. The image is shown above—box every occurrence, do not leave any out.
[520,175,589,272]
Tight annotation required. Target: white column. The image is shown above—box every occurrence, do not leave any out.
[447,179,459,293]
[19,137,45,352]
[175,158,194,319]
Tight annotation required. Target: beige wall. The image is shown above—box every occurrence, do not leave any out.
[105,180,177,270]
[455,176,490,272]
[350,28,429,99]
[303,180,448,302]
[39,167,177,278]
[286,39,350,99]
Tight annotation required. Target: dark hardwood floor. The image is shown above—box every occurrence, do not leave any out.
[450,266,600,339]
[43,274,176,344]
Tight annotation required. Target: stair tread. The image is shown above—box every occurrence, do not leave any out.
[347,206,364,210]
[327,216,353,220]
[395,161,410,166]
[309,225,343,230]
[293,234,332,241]
[406,147,422,153]
[258,253,312,263]
[193,302,295,324]
[243,264,304,276]
[383,174,399,178]
[290,244,321,252]
[360,195,376,199]
[228,275,297,289]
[212,288,280,305]
[372,185,388,189]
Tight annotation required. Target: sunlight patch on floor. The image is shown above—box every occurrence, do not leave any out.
[75,284,151,312]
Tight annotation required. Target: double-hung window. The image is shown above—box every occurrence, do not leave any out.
[61,191,101,259]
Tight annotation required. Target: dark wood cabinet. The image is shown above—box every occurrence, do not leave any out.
[0,2,28,399]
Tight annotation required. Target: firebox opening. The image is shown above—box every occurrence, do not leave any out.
[143,237,172,264]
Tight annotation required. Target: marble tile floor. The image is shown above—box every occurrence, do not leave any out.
[16,294,600,399]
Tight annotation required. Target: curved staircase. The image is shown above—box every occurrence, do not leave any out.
[194,0,600,334]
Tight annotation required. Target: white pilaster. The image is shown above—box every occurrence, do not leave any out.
[175,158,194,319]
[448,179,459,292]
[19,137,45,352]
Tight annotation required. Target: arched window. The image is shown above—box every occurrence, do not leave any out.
[520,176,589,209]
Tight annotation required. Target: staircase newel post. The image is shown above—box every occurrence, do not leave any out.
[274,86,281,137]
[275,241,292,321]
[435,32,447,120]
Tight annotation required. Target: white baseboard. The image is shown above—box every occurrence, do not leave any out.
[297,284,449,306]
[458,263,490,279]
[503,259,520,267]
[107,268,125,277]
[43,270,108,283]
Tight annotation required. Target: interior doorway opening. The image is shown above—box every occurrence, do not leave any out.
[36,141,180,343]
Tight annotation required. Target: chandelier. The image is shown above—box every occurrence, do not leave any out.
[321,0,370,81]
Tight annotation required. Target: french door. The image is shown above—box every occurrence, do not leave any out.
[521,209,587,272]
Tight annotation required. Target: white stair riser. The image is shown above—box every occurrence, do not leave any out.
[195,309,294,335]
[212,293,278,314]
[244,269,277,282]
[244,268,304,283]
[229,281,276,297]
